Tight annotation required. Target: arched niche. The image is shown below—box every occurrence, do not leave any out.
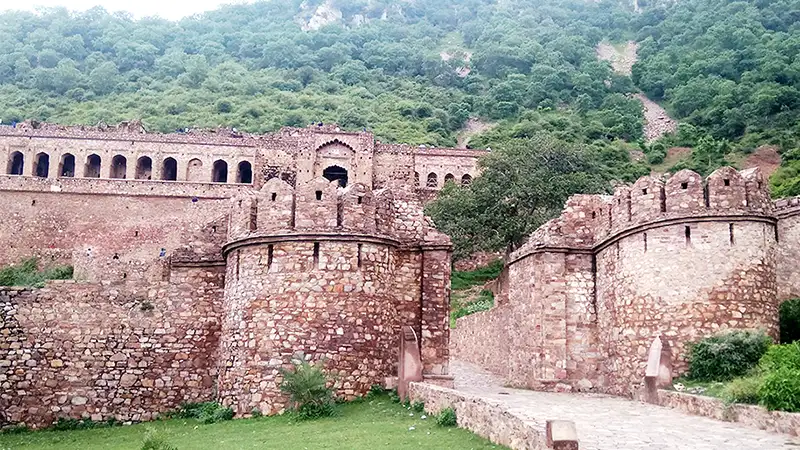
[162,157,178,181]
[237,161,253,184]
[314,140,355,180]
[59,153,75,177]
[135,156,152,180]
[7,151,24,175]
[85,154,101,178]
[110,155,127,179]
[323,165,348,187]
[34,152,50,178]
[213,160,229,183]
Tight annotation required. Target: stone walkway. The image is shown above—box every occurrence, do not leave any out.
[450,360,800,450]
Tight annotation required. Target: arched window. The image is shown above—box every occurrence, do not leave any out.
[414,172,420,187]
[34,153,50,178]
[186,158,203,181]
[85,154,101,178]
[461,174,473,186]
[237,161,253,184]
[110,155,127,179]
[162,157,177,181]
[322,165,348,187]
[59,153,75,177]
[7,151,23,175]
[444,173,455,184]
[426,172,438,188]
[135,156,152,180]
[212,160,228,183]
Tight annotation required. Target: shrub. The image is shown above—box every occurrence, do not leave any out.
[779,299,800,343]
[367,384,388,398]
[174,402,234,424]
[759,367,800,412]
[141,430,178,450]
[687,330,772,381]
[760,342,800,372]
[721,374,763,405]
[411,401,425,413]
[436,407,457,427]
[0,258,73,287]
[279,360,335,420]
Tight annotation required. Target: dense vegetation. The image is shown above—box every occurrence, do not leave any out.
[0,258,73,287]
[4,0,800,255]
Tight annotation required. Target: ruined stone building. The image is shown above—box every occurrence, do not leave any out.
[453,167,800,397]
[0,122,483,427]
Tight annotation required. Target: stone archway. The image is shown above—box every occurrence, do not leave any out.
[323,165,348,187]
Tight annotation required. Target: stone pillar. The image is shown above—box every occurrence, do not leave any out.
[420,246,451,376]
[537,251,569,382]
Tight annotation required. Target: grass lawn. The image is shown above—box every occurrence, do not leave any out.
[0,396,506,450]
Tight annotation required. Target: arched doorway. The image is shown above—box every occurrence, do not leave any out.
[461,174,473,186]
[110,155,127,179]
[237,161,253,184]
[186,158,203,181]
[323,165,348,187]
[135,156,152,180]
[85,154,101,178]
[162,157,177,181]
[7,151,23,175]
[59,154,75,177]
[34,153,50,178]
[212,160,228,183]
[444,173,455,184]
[426,172,438,188]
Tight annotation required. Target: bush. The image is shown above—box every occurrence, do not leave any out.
[760,342,800,372]
[411,401,425,413]
[780,299,800,343]
[0,258,73,287]
[174,402,234,424]
[436,407,457,427]
[721,375,763,405]
[759,367,800,412]
[141,430,178,450]
[451,290,494,322]
[279,359,335,420]
[687,330,772,381]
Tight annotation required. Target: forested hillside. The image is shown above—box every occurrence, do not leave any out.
[2,0,800,256]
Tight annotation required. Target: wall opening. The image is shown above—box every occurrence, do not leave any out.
[685,225,691,246]
[186,158,203,181]
[724,179,730,186]
[212,160,228,183]
[659,186,666,212]
[642,188,648,195]
[357,243,363,268]
[357,196,363,205]
[461,174,472,186]
[268,244,274,269]
[643,232,648,252]
[322,165,348,187]
[315,190,323,201]
[729,223,735,245]
[249,200,258,231]
[271,192,277,201]
[444,173,455,184]
[34,152,50,178]
[162,157,177,181]
[426,172,438,188]
[59,153,75,177]
[237,161,253,184]
[681,182,688,189]
[85,154,101,178]
[110,155,127,179]
[7,151,24,175]
[414,172,420,187]
[313,242,320,267]
[135,156,152,180]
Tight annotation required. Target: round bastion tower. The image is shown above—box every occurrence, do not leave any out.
[215,176,452,415]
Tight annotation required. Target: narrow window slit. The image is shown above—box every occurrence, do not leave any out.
[729,223,735,245]
[643,233,648,252]
[271,193,277,201]
[681,182,688,189]
[267,245,274,269]
[313,242,320,266]
[357,196,362,205]
[685,226,691,245]
[724,179,730,186]
[357,243,363,268]
[315,190,322,201]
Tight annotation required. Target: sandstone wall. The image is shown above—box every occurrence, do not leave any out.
[775,199,800,300]
[596,220,778,396]
[0,266,224,428]
[216,240,405,415]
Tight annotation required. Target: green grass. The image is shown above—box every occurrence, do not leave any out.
[0,396,506,450]
[669,377,728,399]
[451,260,503,291]
[0,258,73,288]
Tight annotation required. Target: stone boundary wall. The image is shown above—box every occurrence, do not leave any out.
[0,268,223,428]
[656,390,800,437]
[408,382,547,450]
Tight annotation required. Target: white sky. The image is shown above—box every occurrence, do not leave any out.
[0,0,255,20]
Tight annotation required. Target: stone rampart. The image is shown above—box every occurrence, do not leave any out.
[0,266,223,428]
[453,167,787,396]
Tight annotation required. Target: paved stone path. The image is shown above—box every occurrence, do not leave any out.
[451,360,800,450]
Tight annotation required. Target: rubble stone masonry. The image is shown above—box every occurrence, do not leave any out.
[453,167,795,396]
[0,122,462,427]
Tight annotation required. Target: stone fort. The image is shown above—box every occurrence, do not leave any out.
[453,166,800,397]
[0,121,482,427]
[3,120,800,430]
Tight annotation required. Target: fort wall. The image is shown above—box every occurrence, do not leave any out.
[0,265,224,427]
[452,167,789,395]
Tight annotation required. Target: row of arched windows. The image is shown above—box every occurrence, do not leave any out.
[414,171,472,188]
[5,151,254,184]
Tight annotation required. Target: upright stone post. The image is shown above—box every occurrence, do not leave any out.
[398,326,423,401]
[643,335,672,404]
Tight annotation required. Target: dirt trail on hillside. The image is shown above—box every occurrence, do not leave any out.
[457,118,495,149]
[597,41,677,142]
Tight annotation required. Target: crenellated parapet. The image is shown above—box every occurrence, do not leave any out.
[511,167,774,262]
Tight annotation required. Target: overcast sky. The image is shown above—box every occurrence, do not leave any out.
[0,0,255,20]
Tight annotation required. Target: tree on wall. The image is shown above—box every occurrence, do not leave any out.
[425,133,613,259]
